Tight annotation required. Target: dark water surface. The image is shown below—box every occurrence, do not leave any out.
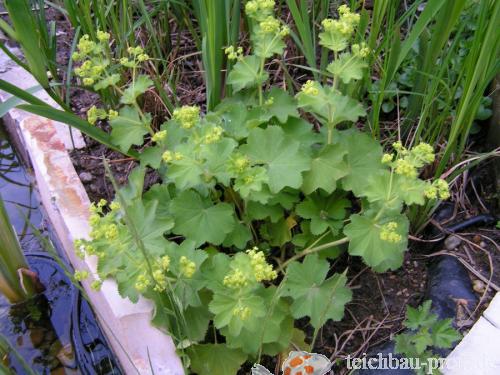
[0,126,121,374]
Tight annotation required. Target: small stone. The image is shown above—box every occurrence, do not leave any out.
[30,327,44,347]
[444,235,462,250]
[89,184,98,192]
[79,172,93,183]
[473,279,486,293]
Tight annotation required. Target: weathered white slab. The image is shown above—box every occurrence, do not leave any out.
[0,47,85,149]
[443,293,500,375]
[0,49,184,374]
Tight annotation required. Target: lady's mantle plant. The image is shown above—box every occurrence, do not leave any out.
[74,3,449,374]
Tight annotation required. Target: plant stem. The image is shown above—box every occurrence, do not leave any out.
[280,236,349,270]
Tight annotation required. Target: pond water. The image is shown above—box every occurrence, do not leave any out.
[0,126,121,374]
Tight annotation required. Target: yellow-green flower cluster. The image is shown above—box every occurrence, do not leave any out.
[384,142,436,178]
[74,270,90,281]
[72,34,99,60]
[379,222,402,243]
[223,269,249,289]
[225,46,244,61]
[162,150,183,163]
[300,80,320,96]
[152,269,168,292]
[72,33,114,88]
[424,179,450,200]
[87,105,108,125]
[352,42,370,58]
[232,306,251,320]
[259,16,281,34]
[120,46,149,68]
[179,256,196,278]
[87,200,124,245]
[247,247,277,282]
[159,255,171,271]
[135,274,151,293]
[203,126,224,144]
[173,106,200,129]
[245,0,275,21]
[108,109,118,120]
[152,130,167,143]
[91,279,103,291]
[322,5,360,36]
[229,154,250,174]
[97,31,111,42]
[74,60,108,86]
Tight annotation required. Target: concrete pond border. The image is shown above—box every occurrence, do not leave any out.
[1,47,499,375]
[0,48,184,374]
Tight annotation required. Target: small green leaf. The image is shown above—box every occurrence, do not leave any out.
[265,87,299,123]
[327,53,368,83]
[431,319,461,348]
[246,201,284,223]
[405,301,437,330]
[254,32,286,58]
[120,75,153,104]
[344,212,409,272]
[227,55,268,92]
[188,344,247,375]
[110,106,150,152]
[319,28,348,52]
[282,254,352,328]
[170,190,236,246]
[94,74,120,90]
[260,218,292,247]
[222,222,252,249]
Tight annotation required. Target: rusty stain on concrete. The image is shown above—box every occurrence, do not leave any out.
[22,115,89,220]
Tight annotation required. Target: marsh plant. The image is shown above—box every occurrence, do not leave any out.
[0,196,39,304]
[73,3,450,374]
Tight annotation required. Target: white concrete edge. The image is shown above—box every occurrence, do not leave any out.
[443,292,500,375]
[0,50,184,375]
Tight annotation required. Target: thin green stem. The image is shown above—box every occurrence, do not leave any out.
[280,236,349,271]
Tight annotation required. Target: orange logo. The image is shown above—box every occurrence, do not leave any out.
[252,351,333,375]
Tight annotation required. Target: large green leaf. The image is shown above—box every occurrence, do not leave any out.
[188,344,247,375]
[170,190,236,246]
[223,287,291,356]
[282,254,352,328]
[338,129,384,196]
[344,211,409,272]
[209,291,266,336]
[296,192,349,235]
[164,240,208,308]
[301,143,348,194]
[239,126,311,193]
[110,106,150,152]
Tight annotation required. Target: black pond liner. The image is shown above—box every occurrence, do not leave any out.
[353,212,498,374]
